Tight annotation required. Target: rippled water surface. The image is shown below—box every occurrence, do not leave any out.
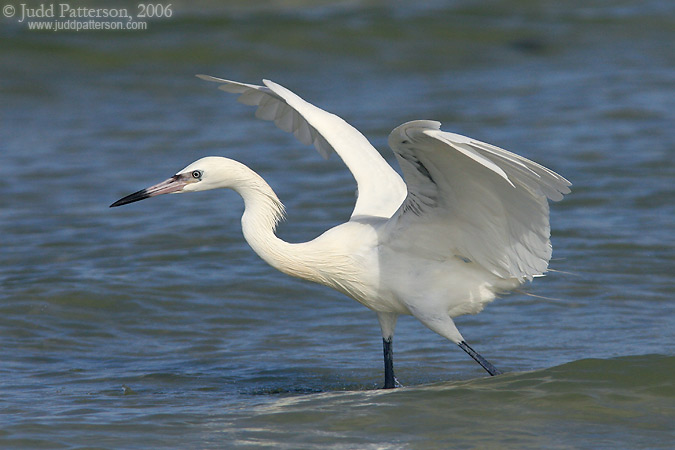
[1,1,673,448]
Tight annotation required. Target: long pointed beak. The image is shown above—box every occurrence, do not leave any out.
[110,175,187,207]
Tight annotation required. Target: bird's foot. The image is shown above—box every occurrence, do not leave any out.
[382,376,403,389]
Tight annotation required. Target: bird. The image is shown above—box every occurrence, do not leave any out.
[111,75,571,388]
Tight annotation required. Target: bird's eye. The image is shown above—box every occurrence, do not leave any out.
[191,170,202,179]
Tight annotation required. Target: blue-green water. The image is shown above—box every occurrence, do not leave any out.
[1,1,673,448]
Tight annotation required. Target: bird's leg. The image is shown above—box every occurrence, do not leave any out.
[382,337,402,389]
[457,341,502,376]
[377,312,401,389]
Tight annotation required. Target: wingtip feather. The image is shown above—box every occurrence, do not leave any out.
[196,74,224,83]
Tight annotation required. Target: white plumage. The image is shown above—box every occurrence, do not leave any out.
[111,76,571,388]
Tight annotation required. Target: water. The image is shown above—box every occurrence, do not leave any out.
[1,1,674,448]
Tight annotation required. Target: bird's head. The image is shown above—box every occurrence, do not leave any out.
[110,156,242,207]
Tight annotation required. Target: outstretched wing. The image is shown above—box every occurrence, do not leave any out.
[386,120,571,281]
[197,75,407,219]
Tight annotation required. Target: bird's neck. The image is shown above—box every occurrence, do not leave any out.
[234,169,320,282]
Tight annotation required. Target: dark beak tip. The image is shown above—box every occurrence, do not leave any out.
[110,189,150,208]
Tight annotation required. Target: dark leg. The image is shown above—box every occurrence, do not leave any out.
[382,337,401,389]
[458,341,502,376]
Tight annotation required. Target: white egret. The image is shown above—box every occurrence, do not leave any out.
[111,76,571,388]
